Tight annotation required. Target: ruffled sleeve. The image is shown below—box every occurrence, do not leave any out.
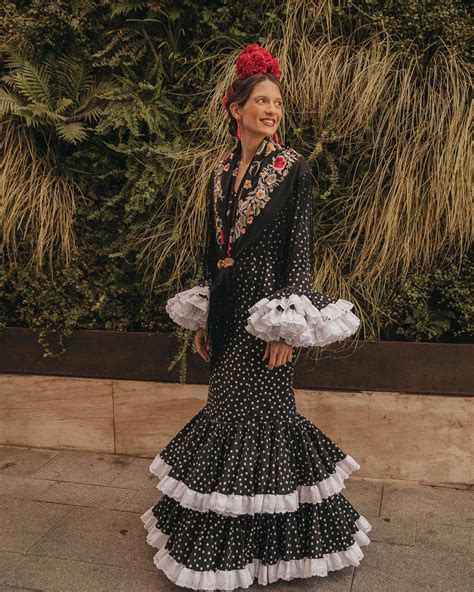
[245,166,361,347]
[165,174,217,331]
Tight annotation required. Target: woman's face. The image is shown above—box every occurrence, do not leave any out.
[232,79,283,141]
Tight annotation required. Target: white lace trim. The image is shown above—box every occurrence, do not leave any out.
[140,508,372,590]
[245,295,360,347]
[165,284,209,331]
[149,454,361,516]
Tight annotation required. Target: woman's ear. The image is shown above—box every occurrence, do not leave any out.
[229,102,239,120]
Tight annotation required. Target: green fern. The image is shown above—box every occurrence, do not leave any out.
[110,1,151,17]
[0,48,115,144]
[56,121,90,143]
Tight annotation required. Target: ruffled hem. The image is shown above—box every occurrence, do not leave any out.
[165,283,209,331]
[245,292,360,347]
[149,453,361,516]
[140,508,372,590]
[147,408,360,517]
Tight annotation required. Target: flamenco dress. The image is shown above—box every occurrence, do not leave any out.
[140,137,372,590]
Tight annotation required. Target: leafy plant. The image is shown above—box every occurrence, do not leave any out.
[0,0,472,384]
[382,255,473,342]
[0,49,115,272]
[1,49,114,143]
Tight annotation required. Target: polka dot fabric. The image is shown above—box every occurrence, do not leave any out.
[244,172,360,347]
[141,163,371,589]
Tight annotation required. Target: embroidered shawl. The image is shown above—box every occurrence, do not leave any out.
[212,135,306,260]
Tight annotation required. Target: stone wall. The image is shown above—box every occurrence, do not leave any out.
[1,373,471,486]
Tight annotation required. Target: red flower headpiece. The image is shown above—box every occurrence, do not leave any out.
[236,43,281,80]
[221,43,281,109]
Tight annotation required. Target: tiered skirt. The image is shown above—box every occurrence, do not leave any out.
[140,406,372,590]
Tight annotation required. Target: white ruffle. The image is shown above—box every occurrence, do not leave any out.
[140,508,372,590]
[245,295,360,347]
[165,284,209,331]
[149,453,361,516]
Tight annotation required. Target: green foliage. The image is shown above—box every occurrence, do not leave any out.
[340,0,471,60]
[382,254,473,342]
[0,248,173,349]
[0,0,110,55]
[0,0,472,375]
[1,49,114,144]
[90,56,185,225]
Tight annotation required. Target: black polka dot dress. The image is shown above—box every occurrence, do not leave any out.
[141,150,372,590]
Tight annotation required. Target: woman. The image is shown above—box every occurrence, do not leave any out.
[141,44,372,590]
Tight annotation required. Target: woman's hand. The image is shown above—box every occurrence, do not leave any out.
[195,327,210,363]
[263,338,293,370]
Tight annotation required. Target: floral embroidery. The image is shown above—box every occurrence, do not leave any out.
[213,140,301,249]
[265,141,275,155]
[213,161,227,246]
[273,155,286,170]
[229,147,300,244]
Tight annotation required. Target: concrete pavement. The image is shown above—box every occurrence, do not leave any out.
[0,445,472,591]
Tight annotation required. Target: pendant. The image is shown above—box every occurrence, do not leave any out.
[217,257,234,269]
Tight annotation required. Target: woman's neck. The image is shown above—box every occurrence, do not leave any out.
[239,133,267,164]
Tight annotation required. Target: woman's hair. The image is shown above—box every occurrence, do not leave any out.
[224,72,282,137]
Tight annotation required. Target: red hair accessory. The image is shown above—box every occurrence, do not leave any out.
[221,43,281,109]
[220,87,233,109]
[236,43,281,80]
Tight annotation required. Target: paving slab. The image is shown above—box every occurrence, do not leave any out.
[0,551,24,582]
[340,478,383,517]
[0,586,37,591]
[415,521,472,554]
[0,498,72,554]
[1,555,168,592]
[380,482,473,527]
[351,540,471,592]
[110,456,158,491]
[36,480,158,514]
[31,450,136,486]
[117,566,183,592]
[362,515,415,546]
[0,475,56,500]
[27,506,155,572]
[0,446,59,477]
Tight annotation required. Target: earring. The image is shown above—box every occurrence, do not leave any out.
[272,132,279,143]
[236,121,241,140]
